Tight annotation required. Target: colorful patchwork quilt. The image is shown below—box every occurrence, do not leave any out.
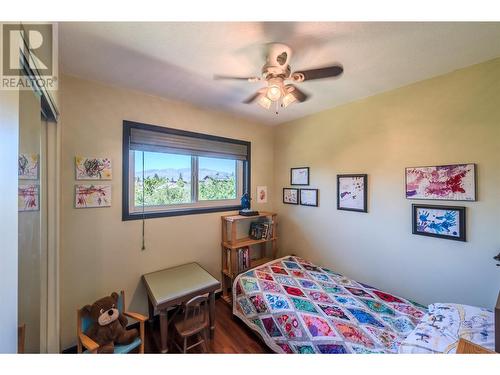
[233,256,427,354]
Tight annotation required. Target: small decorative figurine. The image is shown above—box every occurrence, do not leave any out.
[239,192,258,216]
[241,192,251,210]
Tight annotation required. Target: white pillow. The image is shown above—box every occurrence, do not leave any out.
[398,303,495,354]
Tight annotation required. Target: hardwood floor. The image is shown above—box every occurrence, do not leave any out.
[144,298,273,354]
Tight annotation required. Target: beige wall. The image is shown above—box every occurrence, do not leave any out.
[60,58,500,349]
[274,58,500,310]
[59,75,275,349]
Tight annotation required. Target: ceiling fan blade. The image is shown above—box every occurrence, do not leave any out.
[285,84,309,102]
[291,64,343,82]
[243,88,267,104]
[242,91,262,104]
[214,74,260,82]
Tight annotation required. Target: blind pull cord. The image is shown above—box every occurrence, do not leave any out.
[141,151,146,251]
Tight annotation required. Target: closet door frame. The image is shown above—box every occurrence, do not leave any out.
[20,47,60,353]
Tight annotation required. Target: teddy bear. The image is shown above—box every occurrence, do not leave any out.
[82,292,139,353]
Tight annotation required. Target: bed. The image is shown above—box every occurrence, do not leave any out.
[232,255,497,354]
[398,302,496,353]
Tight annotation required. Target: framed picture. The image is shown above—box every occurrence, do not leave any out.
[18,153,39,180]
[290,167,309,185]
[256,186,268,203]
[300,189,319,207]
[75,184,112,208]
[75,156,112,180]
[412,204,466,242]
[337,174,367,212]
[18,184,39,212]
[405,163,476,201]
[283,188,299,205]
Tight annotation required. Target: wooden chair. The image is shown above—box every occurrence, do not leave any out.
[18,324,25,354]
[77,290,147,354]
[172,295,210,353]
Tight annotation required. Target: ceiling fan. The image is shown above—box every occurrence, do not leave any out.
[214,43,344,113]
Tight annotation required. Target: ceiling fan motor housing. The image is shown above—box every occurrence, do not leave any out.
[263,43,292,79]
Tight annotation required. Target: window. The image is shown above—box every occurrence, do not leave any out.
[198,156,237,201]
[134,151,192,206]
[123,121,250,220]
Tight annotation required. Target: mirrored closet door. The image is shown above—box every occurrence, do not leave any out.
[17,64,58,353]
[18,85,46,353]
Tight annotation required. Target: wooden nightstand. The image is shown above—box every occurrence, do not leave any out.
[456,338,495,354]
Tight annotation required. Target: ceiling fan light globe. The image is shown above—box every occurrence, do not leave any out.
[282,92,297,108]
[257,96,272,110]
[266,85,282,101]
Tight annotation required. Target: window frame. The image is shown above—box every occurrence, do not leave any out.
[122,120,251,221]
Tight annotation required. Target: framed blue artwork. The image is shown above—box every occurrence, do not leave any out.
[412,204,466,241]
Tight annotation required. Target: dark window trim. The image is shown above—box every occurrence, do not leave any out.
[122,120,251,221]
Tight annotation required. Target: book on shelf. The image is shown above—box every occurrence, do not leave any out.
[225,248,231,274]
[249,220,274,241]
[226,246,251,274]
[237,246,250,272]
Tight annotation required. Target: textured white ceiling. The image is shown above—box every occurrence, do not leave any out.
[59,22,500,125]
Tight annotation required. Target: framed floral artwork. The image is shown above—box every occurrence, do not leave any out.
[256,186,268,203]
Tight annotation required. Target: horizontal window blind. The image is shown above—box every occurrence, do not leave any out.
[130,127,248,160]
